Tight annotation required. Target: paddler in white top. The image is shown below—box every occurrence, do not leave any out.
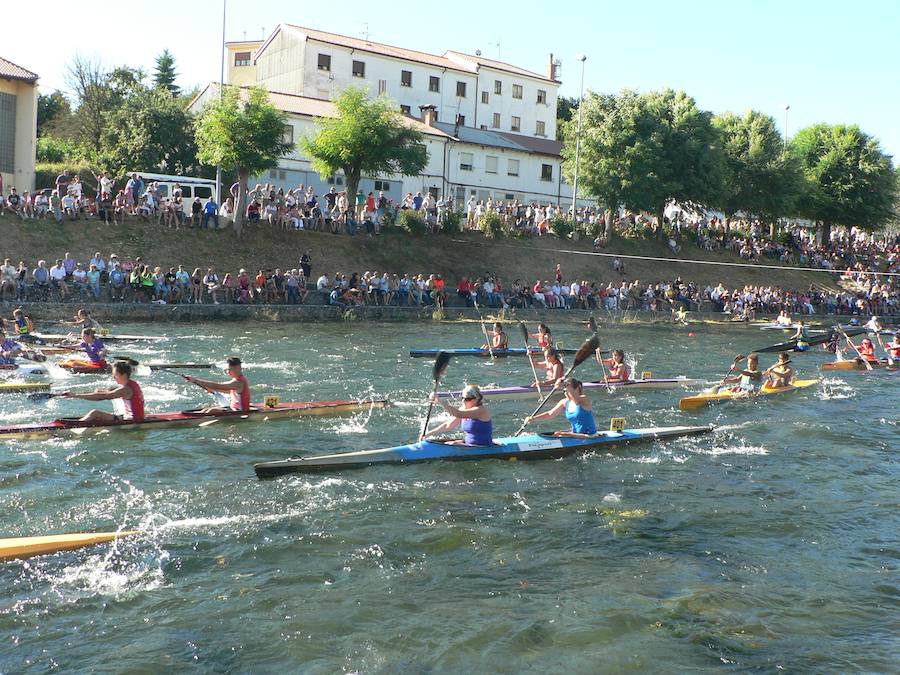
[63,308,103,333]
[775,310,792,327]
[864,315,883,333]
[720,353,762,392]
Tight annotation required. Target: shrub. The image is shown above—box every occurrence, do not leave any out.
[36,136,86,164]
[439,209,462,235]
[549,216,574,239]
[397,209,427,235]
[479,211,507,239]
[34,161,100,193]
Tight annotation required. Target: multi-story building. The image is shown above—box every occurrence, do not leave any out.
[0,57,38,193]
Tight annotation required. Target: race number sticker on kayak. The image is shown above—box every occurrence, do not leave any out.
[610,417,626,432]
[516,438,564,452]
[641,371,652,379]
[264,395,280,408]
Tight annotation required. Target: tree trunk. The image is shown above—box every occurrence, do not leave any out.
[346,171,360,221]
[233,170,247,238]
[819,221,831,247]
[657,207,667,241]
[604,208,614,239]
[724,217,731,243]
[769,220,776,239]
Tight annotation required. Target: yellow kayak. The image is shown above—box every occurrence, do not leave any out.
[0,382,50,394]
[679,379,820,412]
[0,531,140,562]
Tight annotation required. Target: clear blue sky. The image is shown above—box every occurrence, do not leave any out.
[5,0,898,164]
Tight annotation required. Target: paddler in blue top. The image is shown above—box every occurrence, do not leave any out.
[525,378,598,437]
[426,384,493,446]
[789,320,810,351]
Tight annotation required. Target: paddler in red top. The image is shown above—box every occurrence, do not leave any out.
[530,347,565,387]
[530,323,552,349]
[63,361,144,422]
[846,336,878,364]
[184,356,251,413]
[600,349,630,382]
[481,322,509,351]
[887,334,900,360]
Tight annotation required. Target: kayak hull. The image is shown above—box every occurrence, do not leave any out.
[254,425,714,477]
[410,347,579,358]
[679,378,820,411]
[58,359,110,374]
[0,363,48,376]
[0,531,140,562]
[756,327,867,353]
[821,360,897,371]
[33,333,159,343]
[0,399,389,440]
[437,377,703,402]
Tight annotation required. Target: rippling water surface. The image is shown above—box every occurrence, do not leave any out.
[1,320,897,672]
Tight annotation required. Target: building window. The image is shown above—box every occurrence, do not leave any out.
[401,70,412,87]
[352,60,365,78]
[400,104,411,115]
[459,152,474,171]
[0,92,15,173]
[537,89,547,104]
[429,76,440,92]
[535,120,546,136]
[327,175,345,186]
[511,116,521,132]
[507,159,519,177]
[512,84,523,99]
[481,91,489,104]
[234,52,252,67]
[494,80,502,95]
[456,81,466,97]
[485,156,498,174]
[541,164,553,182]
[317,54,331,71]
[378,79,387,95]
[374,180,391,191]
[456,114,466,126]
[282,124,294,145]
[492,113,500,128]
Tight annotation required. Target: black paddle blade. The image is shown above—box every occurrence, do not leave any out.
[588,316,598,333]
[27,392,56,402]
[433,351,451,380]
[573,335,602,367]
[518,321,529,343]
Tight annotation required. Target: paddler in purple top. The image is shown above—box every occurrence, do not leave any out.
[79,327,108,366]
[426,384,493,446]
[0,325,26,364]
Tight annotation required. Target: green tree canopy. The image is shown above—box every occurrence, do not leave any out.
[555,95,579,141]
[37,91,72,137]
[195,86,294,235]
[153,49,180,97]
[98,86,198,178]
[792,123,896,240]
[303,87,428,206]
[561,88,723,234]
[713,109,802,226]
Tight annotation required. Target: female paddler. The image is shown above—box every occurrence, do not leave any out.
[525,377,598,437]
[530,347,565,387]
[600,349,630,382]
[63,360,144,423]
[481,322,509,351]
[425,384,493,446]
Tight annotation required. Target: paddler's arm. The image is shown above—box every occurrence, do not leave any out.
[422,416,460,438]
[184,375,243,392]
[65,385,129,401]
[430,397,487,420]
[525,399,566,424]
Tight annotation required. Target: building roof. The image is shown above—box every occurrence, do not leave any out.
[273,24,475,74]
[0,56,38,83]
[431,121,563,157]
[444,51,558,84]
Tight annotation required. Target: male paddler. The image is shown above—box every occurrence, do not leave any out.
[62,360,144,423]
[64,308,103,332]
[789,320,810,351]
[10,307,41,344]
[719,353,762,393]
[78,328,108,368]
[184,356,251,413]
[482,322,509,351]
[764,353,794,388]
[845,335,878,364]
[0,325,27,365]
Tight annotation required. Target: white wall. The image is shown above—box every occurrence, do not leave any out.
[471,68,559,140]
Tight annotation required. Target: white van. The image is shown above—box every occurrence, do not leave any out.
[129,172,216,203]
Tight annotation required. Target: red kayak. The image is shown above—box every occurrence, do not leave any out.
[0,399,390,439]
[58,359,110,374]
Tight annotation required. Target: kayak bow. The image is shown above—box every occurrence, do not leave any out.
[254,425,714,477]
[0,530,140,562]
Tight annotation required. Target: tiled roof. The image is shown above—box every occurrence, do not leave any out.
[445,51,558,84]
[431,121,562,157]
[279,25,475,74]
[0,56,38,82]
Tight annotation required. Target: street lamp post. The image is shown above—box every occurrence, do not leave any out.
[216,0,227,204]
[783,104,790,152]
[571,54,587,218]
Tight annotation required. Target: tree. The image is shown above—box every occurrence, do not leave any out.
[713,109,802,235]
[555,95,579,141]
[153,49,180,97]
[98,86,198,178]
[791,123,896,242]
[37,91,72,137]
[195,86,293,235]
[303,87,428,209]
[561,88,723,237]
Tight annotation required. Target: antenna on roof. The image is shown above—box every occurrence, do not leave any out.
[491,39,501,60]
[261,26,265,40]
[242,30,247,41]
[361,22,370,41]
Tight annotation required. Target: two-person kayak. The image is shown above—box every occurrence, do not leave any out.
[679,379,820,411]
[253,425,714,477]
[409,347,579,358]
[821,360,897,371]
[436,377,702,402]
[0,399,389,440]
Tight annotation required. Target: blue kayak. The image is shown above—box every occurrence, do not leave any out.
[409,347,579,358]
[254,425,713,477]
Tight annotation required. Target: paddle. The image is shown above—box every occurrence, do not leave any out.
[588,316,598,333]
[27,392,64,402]
[586,316,614,392]
[419,351,452,440]
[710,354,745,393]
[838,328,873,371]
[875,333,895,367]
[515,334,600,436]
[471,297,495,360]
[519,322,542,401]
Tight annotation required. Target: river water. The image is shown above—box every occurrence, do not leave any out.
[0,320,897,672]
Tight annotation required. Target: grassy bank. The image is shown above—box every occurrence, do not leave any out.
[2,218,837,291]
